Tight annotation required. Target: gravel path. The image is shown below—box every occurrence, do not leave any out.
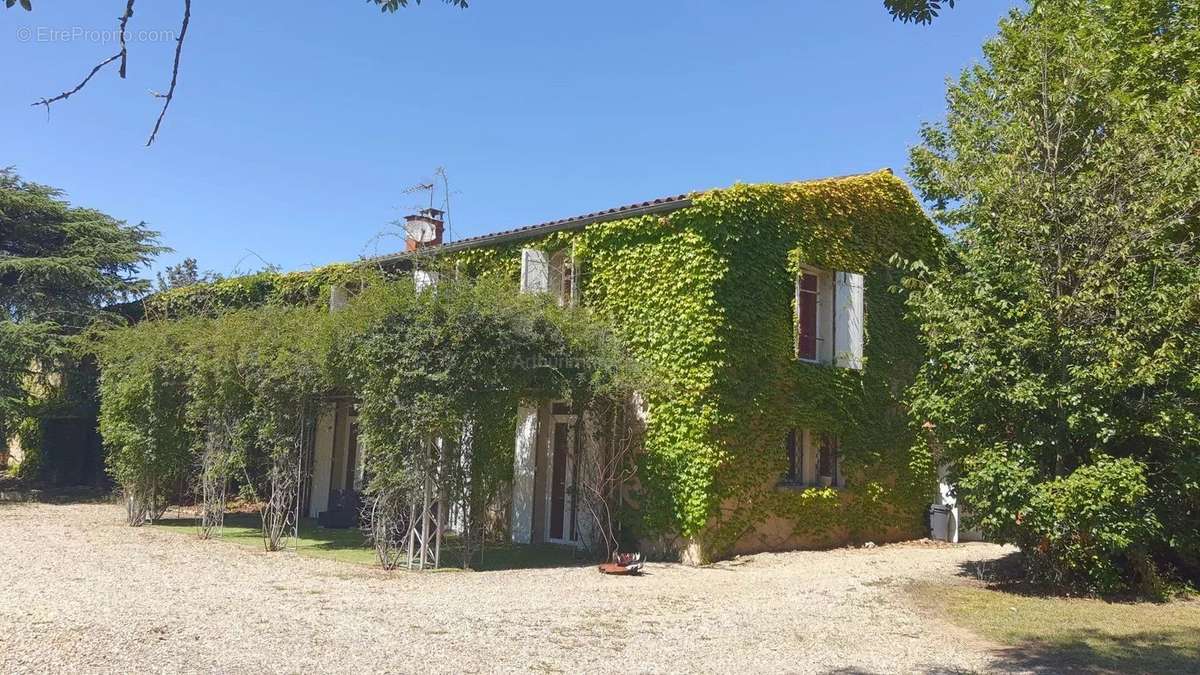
[0,501,1013,674]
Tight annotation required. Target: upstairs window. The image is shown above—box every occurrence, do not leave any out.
[520,247,581,307]
[550,249,579,307]
[795,267,865,369]
[796,271,821,361]
[520,248,550,294]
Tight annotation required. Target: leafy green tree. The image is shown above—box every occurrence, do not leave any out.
[885,0,958,24]
[0,168,163,451]
[156,258,222,292]
[91,270,638,561]
[93,304,331,538]
[226,306,330,550]
[92,318,195,523]
[906,0,1200,593]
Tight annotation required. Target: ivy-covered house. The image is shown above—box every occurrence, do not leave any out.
[300,169,942,563]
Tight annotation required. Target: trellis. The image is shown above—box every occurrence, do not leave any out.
[404,438,446,570]
[406,472,443,570]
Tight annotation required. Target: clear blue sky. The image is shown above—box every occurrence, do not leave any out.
[2,1,1018,278]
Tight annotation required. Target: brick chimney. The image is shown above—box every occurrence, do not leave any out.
[404,208,445,251]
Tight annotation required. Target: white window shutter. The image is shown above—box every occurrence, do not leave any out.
[520,248,550,294]
[511,407,538,544]
[413,269,438,291]
[834,271,864,370]
[329,284,349,313]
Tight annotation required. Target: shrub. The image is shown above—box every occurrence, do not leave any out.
[961,454,1165,595]
[955,445,1037,545]
[1022,458,1163,596]
[10,416,43,480]
[94,320,195,525]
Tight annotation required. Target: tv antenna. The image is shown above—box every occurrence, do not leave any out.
[399,169,454,242]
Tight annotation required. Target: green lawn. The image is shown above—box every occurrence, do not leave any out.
[154,513,588,572]
[912,583,1200,673]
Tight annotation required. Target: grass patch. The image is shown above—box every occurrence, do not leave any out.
[154,513,587,571]
[912,582,1200,673]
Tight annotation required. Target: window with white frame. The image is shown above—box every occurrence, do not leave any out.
[796,270,821,361]
[782,429,844,488]
[550,249,579,308]
[795,267,864,369]
[520,247,579,307]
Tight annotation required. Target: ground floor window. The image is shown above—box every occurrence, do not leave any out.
[783,429,802,484]
[782,429,843,488]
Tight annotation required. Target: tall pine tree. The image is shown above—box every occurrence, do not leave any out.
[1,168,163,460]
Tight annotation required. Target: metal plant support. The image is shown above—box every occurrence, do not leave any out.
[406,439,445,570]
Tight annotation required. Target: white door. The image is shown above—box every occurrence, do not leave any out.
[544,412,578,545]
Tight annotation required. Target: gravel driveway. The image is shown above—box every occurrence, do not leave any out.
[0,501,1012,674]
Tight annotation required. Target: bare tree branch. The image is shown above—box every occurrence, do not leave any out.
[30,1,136,114]
[118,0,136,78]
[31,52,122,112]
[21,0,462,145]
[146,0,190,146]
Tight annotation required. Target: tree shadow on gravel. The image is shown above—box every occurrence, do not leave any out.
[917,561,1200,675]
[825,662,984,667]
[988,629,1200,674]
[0,474,111,505]
[954,549,1030,589]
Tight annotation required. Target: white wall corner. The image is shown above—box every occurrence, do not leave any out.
[511,406,539,544]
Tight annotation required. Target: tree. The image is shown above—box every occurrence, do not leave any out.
[0,168,164,450]
[92,318,195,524]
[885,0,959,24]
[906,0,1200,593]
[93,304,331,539]
[156,257,222,292]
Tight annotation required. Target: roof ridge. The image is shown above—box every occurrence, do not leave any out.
[361,169,892,265]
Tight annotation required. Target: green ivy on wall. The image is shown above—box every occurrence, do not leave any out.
[143,263,376,319]
[447,170,943,560]
[134,170,942,562]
